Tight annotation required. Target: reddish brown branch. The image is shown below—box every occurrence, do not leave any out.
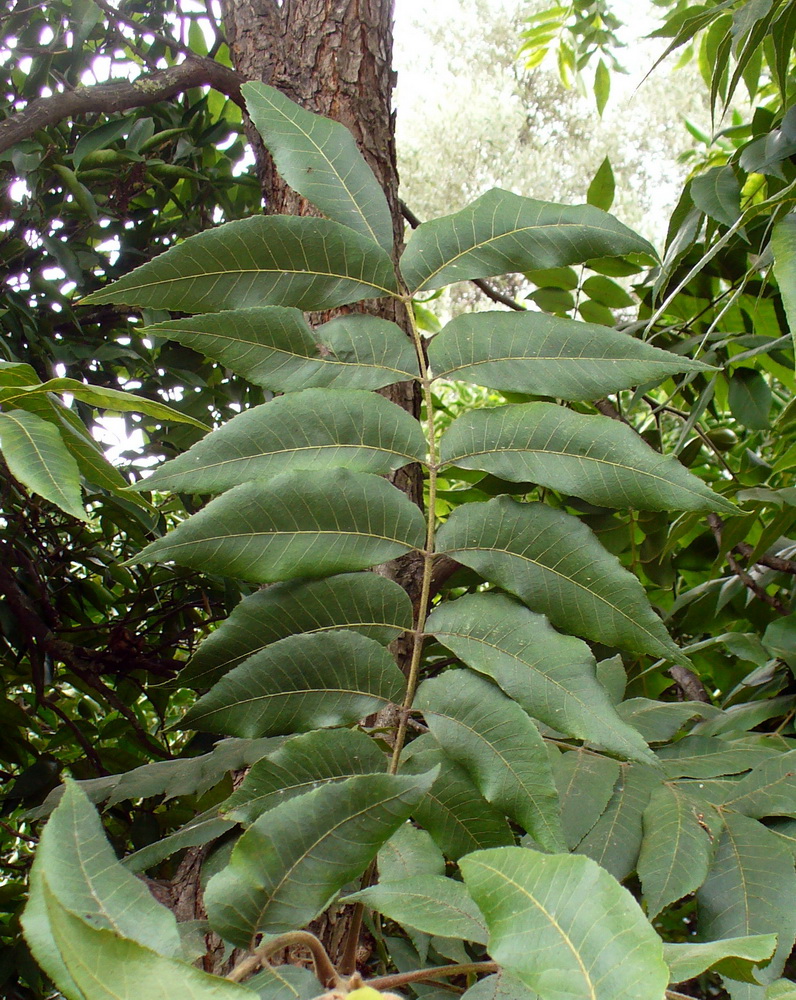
[707,514,788,614]
[0,58,245,155]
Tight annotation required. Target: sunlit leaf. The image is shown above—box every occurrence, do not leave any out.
[461,846,669,1000]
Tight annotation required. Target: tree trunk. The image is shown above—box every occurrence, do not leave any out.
[187,0,422,973]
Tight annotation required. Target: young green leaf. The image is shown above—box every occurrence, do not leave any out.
[139,389,427,494]
[401,188,655,293]
[460,846,669,1000]
[128,469,426,583]
[587,156,615,210]
[204,769,437,946]
[0,409,88,521]
[428,311,711,400]
[242,82,393,251]
[416,670,565,853]
[83,216,399,312]
[182,573,412,689]
[439,403,734,512]
[180,630,405,738]
[426,594,654,763]
[143,308,420,391]
[437,497,687,664]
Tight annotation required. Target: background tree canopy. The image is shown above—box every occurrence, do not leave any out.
[1,1,796,999]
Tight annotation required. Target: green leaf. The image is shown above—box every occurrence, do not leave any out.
[426,594,653,763]
[415,670,565,852]
[638,784,714,918]
[428,311,710,400]
[460,972,533,999]
[400,188,655,293]
[139,389,426,494]
[223,728,387,823]
[21,782,181,959]
[437,497,686,663]
[0,377,209,430]
[594,60,611,117]
[439,403,734,512]
[0,409,88,520]
[617,699,719,743]
[401,736,515,859]
[242,82,393,251]
[378,824,446,882]
[720,750,796,817]
[771,215,796,352]
[728,368,772,430]
[128,469,426,583]
[180,630,405,738]
[576,764,659,881]
[82,216,399,312]
[143,308,419,392]
[204,770,437,946]
[656,736,780,779]
[123,813,236,874]
[697,813,796,981]
[460,846,669,1000]
[581,275,634,308]
[554,750,622,849]
[767,981,796,1000]
[344,875,488,944]
[29,737,279,819]
[246,964,321,1000]
[691,166,742,227]
[182,573,412,689]
[587,157,615,211]
[664,936,778,984]
[33,883,255,1000]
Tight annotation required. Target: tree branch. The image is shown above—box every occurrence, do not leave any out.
[707,514,789,614]
[0,57,245,155]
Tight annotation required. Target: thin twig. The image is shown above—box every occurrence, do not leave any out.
[226,931,341,988]
[0,819,38,845]
[91,0,198,61]
[369,961,500,990]
[707,514,788,614]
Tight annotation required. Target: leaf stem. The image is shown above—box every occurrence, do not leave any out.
[226,931,341,988]
[368,961,499,990]
[389,295,439,776]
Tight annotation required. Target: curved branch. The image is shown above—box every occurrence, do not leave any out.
[0,58,245,155]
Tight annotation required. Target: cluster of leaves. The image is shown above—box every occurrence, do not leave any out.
[16,79,796,1000]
